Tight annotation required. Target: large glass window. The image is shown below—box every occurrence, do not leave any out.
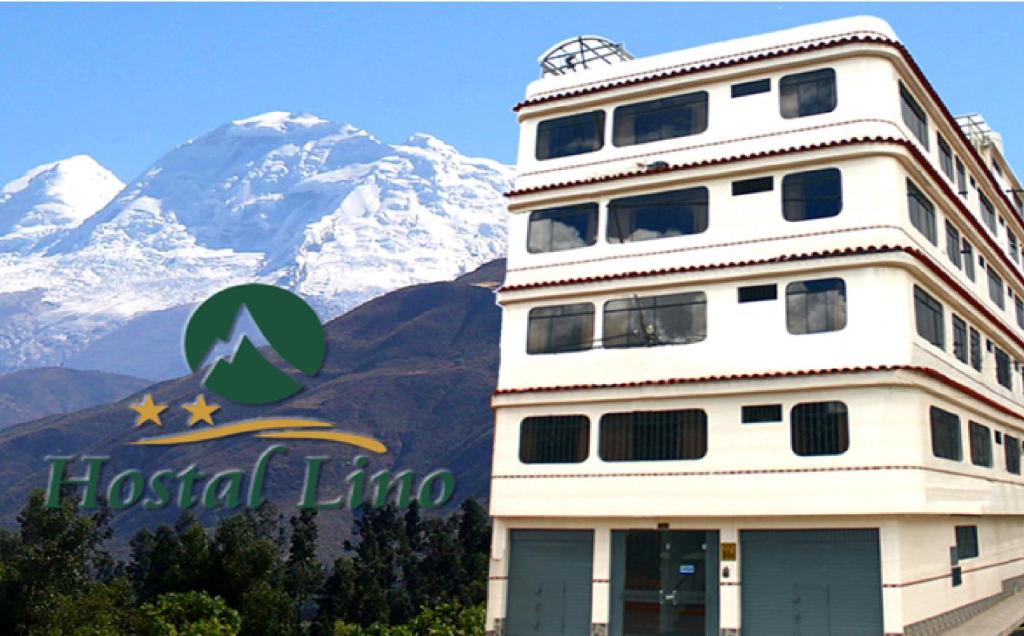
[908,180,937,244]
[782,168,842,221]
[613,92,708,147]
[786,278,846,334]
[914,286,944,349]
[1006,434,1021,474]
[780,68,836,118]
[536,111,605,160]
[996,346,1013,390]
[981,193,997,233]
[938,134,954,181]
[791,401,849,456]
[899,82,929,149]
[952,315,968,363]
[931,407,962,461]
[527,303,594,354]
[955,525,979,560]
[969,421,993,467]
[607,187,708,243]
[603,292,706,348]
[519,416,590,464]
[599,409,707,461]
[946,221,962,269]
[988,266,1005,309]
[527,203,598,253]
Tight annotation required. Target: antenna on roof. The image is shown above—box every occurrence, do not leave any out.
[538,35,635,77]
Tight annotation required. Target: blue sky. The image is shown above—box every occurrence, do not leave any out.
[1,3,1022,185]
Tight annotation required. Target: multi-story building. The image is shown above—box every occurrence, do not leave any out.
[486,16,1024,636]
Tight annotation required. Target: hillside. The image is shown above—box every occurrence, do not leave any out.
[0,367,150,430]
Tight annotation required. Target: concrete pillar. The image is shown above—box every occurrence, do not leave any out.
[592,525,611,634]
[880,519,906,635]
[486,518,509,636]
[719,524,741,636]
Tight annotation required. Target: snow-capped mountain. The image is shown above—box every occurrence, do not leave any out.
[0,112,512,378]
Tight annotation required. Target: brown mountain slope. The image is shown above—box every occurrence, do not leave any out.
[0,367,150,430]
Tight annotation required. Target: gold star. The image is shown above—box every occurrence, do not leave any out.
[182,394,221,427]
[131,394,168,428]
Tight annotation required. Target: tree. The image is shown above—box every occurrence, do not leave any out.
[285,508,325,617]
[139,590,241,636]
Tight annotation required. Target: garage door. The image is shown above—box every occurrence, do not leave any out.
[506,530,594,636]
[741,529,883,636]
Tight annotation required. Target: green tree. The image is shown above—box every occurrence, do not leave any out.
[285,508,325,615]
[139,590,241,636]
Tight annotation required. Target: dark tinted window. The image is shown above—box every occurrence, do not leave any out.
[613,92,708,147]
[964,239,976,281]
[952,315,968,363]
[996,346,1013,390]
[738,284,777,303]
[1006,435,1021,474]
[786,278,846,334]
[988,266,1005,309]
[981,193,997,232]
[955,525,979,560]
[780,68,836,118]
[899,82,929,148]
[599,409,707,461]
[1010,232,1020,264]
[742,404,783,424]
[603,292,706,348]
[930,406,962,461]
[782,169,842,221]
[946,221,962,269]
[732,176,773,196]
[607,187,708,243]
[536,111,605,160]
[527,303,594,354]
[732,79,770,97]
[938,135,954,180]
[520,416,589,464]
[791,401,849,456]
[527,203,598,253]
[969,421,993,467]
[970,327,983,371]
[1017,297,1024,330]
[956,158,967,197]
[907,180,937,244]
[914,286,944,349]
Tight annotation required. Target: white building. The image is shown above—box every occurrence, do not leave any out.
[486,16,1024,636]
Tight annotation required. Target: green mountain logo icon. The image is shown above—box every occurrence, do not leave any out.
[183,284,326,405]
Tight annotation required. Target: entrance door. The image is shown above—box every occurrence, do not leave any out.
[506,530,594,636]
[610,530,720,636]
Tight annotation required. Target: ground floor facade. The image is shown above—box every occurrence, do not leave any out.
[485,516,1024,636]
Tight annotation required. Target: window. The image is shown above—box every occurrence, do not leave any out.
[955,526,979,560]
[599,409,707,461]
[970,327,983,371]
[956,158,968,197]
[519,416,589,464]
[952,315,968,363]
[994,160,1004,177]
[938,134,954,181]
[786,278,846,334]
[988,266,1005,309]
[742,404,783,423]
[536,111,605,160]
[1017,297,1024,330]
[946,221,962,269]
[732,176,773,196]
[527,303,594,354]
[899,82,929,148]
[780,68,836,118]
[607,187,708,243]
[1010,231,1020,264]
[732,78,770,97]
[914,286,944,349]
[738,284,778,303]
[964,239,976,281]
[527,203,598,253]
[996,346,1013,390]
[791,401,849,456]
[603,292,706,348]
[613,92,708,147]
[930,406,962,461]
[782,169,842,221]
[969,421,993,467]
[907,180,937,244]
[1006,435,1021,474]
[981,193,997,233]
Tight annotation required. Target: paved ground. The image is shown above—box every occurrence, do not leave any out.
[943,592,1024,636]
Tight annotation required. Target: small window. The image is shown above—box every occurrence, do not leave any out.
[981,193,997,233]
[613,92,708,147]
[1010,231,1020,264]
[970,327,983,371]
[742,404,783,424]
[786,278,846,334]
[952,315,968,363]
[607,187,708,243]
[738,284,777,303]
[519,416,589,464]
[964,239,976,281]
[1005,435,1021,474]
[907,180,937,244]
[996,346,1013,390]
[599,409,708,461]
[946,221,962,269]
[938,135,954,181]
[536,111,605,160]
[969,421,993,467]
[955,525,979,560]
[899,82,929,149]
[994,160,1004,177]
[527,203,598,253]
[914,286,944,349]
[988,266,1005,309]
[930,406,962,461]
[791,401,849,456]
[732,176,773,196]
[782,169,842,221]
[780,68,836,118]
[732,78,770,97]
[527,303,594,354]
[603,292,706,348]
[956,158,968,197]
[1016,297,1024,330]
